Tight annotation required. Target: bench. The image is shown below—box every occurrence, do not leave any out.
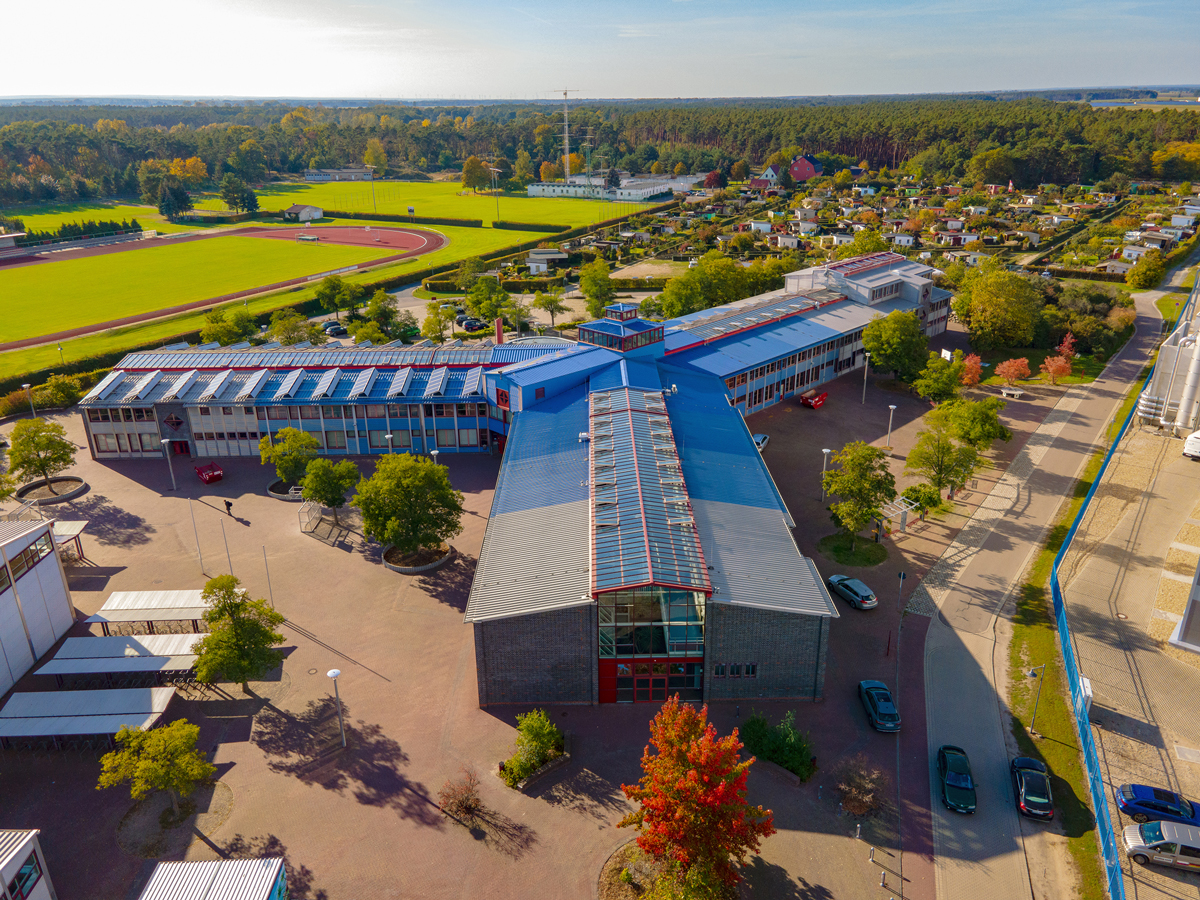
[1000,387,1024,400]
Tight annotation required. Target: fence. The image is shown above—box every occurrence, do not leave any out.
[1049,268,1200,900]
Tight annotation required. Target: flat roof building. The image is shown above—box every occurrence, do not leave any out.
[0,829,56,900]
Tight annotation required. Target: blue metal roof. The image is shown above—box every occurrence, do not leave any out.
[589,387,710,594]
[502,345,619,388]
[588,359,663,393]
[581,318,660,338]
[491,386,590,517]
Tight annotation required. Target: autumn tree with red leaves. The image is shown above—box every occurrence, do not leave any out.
[961,353,983,388]
[1057,331,1077,358]
[619,696,775,890]
[1041,355,1073,385]
[995,357,1031,387]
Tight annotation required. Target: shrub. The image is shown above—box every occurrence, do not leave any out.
[834,752,890,816]
[739,710,816,780]
[902,482,943,512]
[437,766,483,820]
[500,708,563,787]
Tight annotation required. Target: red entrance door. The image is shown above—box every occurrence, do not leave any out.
[634,662,668,702]
[171,441,190,456]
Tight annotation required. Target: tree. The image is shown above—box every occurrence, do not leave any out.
[862,310,928,381]
[461,155,490,192]
[156,176,192,221]
[673,162,687,177]
[350,321,387,344]
[822,441,896,549]
[364,288,398,334]
[137,159,170,204]
[1057,331,1077,359]
[301,458,360,524]
[258,426,319,487]
[580,257,616,318]
[952,267,1043,350]
[422,300,453,343]
[513,148,534,183]
[619,696,775,888]
[1041,355,1073,385]
[193,575,285,693]
[363,137,388,176]
[1127,250,1166,289]
[501,296,530,335]
[395,309,419,338]
[8,419,76,493]
[704,170,727,189]
[200,307,257,346]
[454,256,487,292]
[961,353,983,387]
[267,309,326,346]
[833,229,888,260]
[540,161,563,182]
[351,454,465,555]
[226,139,267,183]
[315,275,348,319]
[97,719,215,815]
[467,276,509,323]
[937,398,1012,450]
[913,351,965,404]
[731,160,750,181]
[905,416,979,494]
[532,288,569,328]
[219,173,249,212]
[730,233,755,253]
[995,357,1031,386]
[168,156,208,189]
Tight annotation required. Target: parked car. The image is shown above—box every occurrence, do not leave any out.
[321,320,342,331]
[455,314,470,326]
[826,575,878,610]
[463,319,484,332]
[1011,757,1054,820]
[1124,820,1200,870]
[858,680,901,732]
[937,745,977,813]
[1115,783,1200,826]
[326,325,347,337]
[753,434,769,452]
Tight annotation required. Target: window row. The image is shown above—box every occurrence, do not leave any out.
[599,623,705,657]
[94,432,161,453]
[712,663,758,678]
[4,533,55,590]
[197,432,260,442]
[265,428,486,450]
[249,403,489,421]
[869,282,901,301]
[7,851,42,900]
[87,408,153,423]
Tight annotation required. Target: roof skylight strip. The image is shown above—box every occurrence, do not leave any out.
[273,369,305,400]
[349,368,377,400]
[124,370,164,402]
[386,368,412,398]
[161,369,200,402]
[424,367,448,398]
[198,370,233,402]
[235,369,271,401]
[312,368,342,400]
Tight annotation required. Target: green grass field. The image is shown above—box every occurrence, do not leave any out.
[0,219,554,380]
[0,200,201,234]
[0,235,396,345]
[192,180,650,227]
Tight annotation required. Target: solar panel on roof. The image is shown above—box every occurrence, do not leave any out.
[86,370,125,401]
[273,369,304,400]
[160,369,199,402]
[349,368,376,399]
[462,366,483,397]
[312,368,341,399]
[386,368,412,397]
[198,370,234,402]
[235,369,271,401]
[123,370,163,401]
[424,367,448,397]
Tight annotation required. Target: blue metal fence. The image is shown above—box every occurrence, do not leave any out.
[1049,274,1199,900]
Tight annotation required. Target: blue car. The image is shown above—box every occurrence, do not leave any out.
[1115,783,1200,826]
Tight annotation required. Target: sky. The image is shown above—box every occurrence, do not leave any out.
[5,0,1199,101]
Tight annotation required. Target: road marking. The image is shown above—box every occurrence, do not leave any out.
[1176,744,1200,764]
[1162,570,1194,584]
[1169,542,1200,555]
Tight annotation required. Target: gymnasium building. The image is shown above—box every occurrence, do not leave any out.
[78,252,949,705]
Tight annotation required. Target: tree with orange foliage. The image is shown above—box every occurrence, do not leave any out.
[619,696,775,890]
[169,157,208,189]
[995,357,1031,387]
[1056,331,1077,359]
[961,353,983,388]
[1040,355,1072,385]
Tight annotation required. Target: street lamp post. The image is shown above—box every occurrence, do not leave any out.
[430,448,440,465]
[57,344,65,366]
[21,383,35,418]
[820,448,832,501]
[328,668,347,748]
[1028,664,1046,736]
[886,405,897,449]
[385,433,394,455]
[861,352,871,405]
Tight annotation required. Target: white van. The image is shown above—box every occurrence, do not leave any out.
[1184,430,1200,460]
[1124,820,1200,870]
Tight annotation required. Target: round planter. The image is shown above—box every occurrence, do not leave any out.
[15,476,88,505]
[382,543,454,574]
[266,480,305,502]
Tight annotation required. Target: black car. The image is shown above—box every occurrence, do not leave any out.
[1011,757,1053,820]
[463,319,484,332]
[326,325,347,337]
[937,745,976,814]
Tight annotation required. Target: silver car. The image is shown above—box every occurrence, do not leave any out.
[827,574,878,609]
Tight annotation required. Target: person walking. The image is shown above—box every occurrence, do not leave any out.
[224,500,233,517]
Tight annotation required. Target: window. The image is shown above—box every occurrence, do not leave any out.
[243,407,255,415]
[116,433,129,452]
[87,409,110,422]
[7,851,42,900]
[94,433,120,452]
[204,433,216,441]
[458,428,478,447]
[222,407,234,416]
[479,431,489,447]
[366,404,386,418]
[119,408,133,422]
[368,430,389,448]
[325,430,346,449]
[134,408,154,422]
[140,433,162,452]
[355,406,369,419]
[322,406,342,420]
[288,407,299,420]
[436,429,457,447]
[299,406,320,419]
[744,663,757,678]
[714,664,726,678]
[198,406,211,416]
[393,430,412,448]
[408,405,422,417]
[267,407,288,420]
[433,403,449,417]
[237,432,248,441]
[342,406,354,419]
[256,408,267,420]
[387,404,403,417]
[535,387,545,400]
[456,404,469,417]
[8,534,54,583]
[215,432,226,441]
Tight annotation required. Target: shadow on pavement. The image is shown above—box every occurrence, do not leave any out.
[740,857,835,899]
[251,697,442,828]
[532,765,629,821]
[64,493,155,545]
[466,806,538,858]
[417,554,475,613]
[221,833,329,900]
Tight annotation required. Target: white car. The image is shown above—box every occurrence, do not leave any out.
[753,434,769,452]
[827,575,878,609]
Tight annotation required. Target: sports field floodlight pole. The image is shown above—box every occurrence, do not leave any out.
[487,166,501,222]
[56,344,65,366]
[365,165,377,214]
[861,351,871,405]
[328,669,347,748]
[1028,664,1046,736]
[21,384,35,418]
[821,448,832,501]
[886,405,897,449]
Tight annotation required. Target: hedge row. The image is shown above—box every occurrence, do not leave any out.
[321,209,483,228]
[423,275,567,293]
[493,221,572,233]
[180,210,263,224]
[610,278,670,291]
[1041,267,1129,283]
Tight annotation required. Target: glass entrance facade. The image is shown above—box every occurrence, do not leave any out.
[597,587,706,702]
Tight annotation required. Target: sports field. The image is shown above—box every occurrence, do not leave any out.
[0,200,201,234]
[0,235,396,346]
[192,180,650,227]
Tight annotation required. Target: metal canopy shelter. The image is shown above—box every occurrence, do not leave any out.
[84,590,208,635]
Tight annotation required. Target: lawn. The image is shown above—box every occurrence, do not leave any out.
[192,180,651,228]
[0,199,203,234]
[0,235,396,345]
[0,220,555,380]
[979,347,1108,386]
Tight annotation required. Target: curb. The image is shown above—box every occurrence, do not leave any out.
[266,481,304,502]
[16,477,88,505]
[381,544,454,574]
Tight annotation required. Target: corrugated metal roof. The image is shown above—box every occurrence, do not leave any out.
[0,712,162,738]
[692,499,837,618]
[589,388,710,594]
[0,831,37,872]
[115,344,563,373]
[502,345,618,388]
[137,857,285,900]
[52,635,199,658]
[491,387,589,517]
[0,687,174,717]
[0,520,48,549]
